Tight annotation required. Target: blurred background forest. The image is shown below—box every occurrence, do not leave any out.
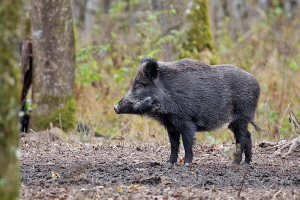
[21,0,300,144]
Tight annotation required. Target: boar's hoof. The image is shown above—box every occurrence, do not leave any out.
[114,105,119,114]
[183,163,190,167]
[163,162,173,168]
[231,162,251,170]
[240,162,252,168]
[230,163,240,169]
[232,159,242,166]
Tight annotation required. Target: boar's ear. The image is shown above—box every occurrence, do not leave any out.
[140,57,158,81]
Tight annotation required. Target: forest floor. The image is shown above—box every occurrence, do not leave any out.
[20,134,300,200]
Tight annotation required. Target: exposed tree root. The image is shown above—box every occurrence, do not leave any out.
[259,107,300,158]
[273,137,300,158]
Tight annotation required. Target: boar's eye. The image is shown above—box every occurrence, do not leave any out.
[135,83,144,90]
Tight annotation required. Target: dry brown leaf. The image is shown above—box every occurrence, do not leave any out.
[179,157,185,164]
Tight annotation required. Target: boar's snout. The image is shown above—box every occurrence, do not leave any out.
[114,96,154,115]
[113,97,133,114]
[114,105,120,114]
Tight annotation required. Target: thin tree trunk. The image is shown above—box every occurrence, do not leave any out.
[283,0,300,19]
[209,0,251,40]
[153,0,187,61]
[101,0,112,14]
[84,0,100,31]
[20,39,33,111]
[20,0,31,38]
[31,0,76,131]
[71,0,88,24]
[0,0,21,199]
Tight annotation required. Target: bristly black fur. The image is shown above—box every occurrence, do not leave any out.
[140,57,157,65]
[115,58,261,166]
[140,57,158,80]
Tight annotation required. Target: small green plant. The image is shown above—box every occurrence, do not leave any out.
[76,45,110,87]
[0,178,5,187]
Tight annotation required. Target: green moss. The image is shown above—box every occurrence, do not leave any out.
[54,20,67,35]
[210,56,218,65]
[179,0,219,64]
[32,95,76,131]
[0,0,21,199]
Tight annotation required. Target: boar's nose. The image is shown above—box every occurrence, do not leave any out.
[114,105,120,114]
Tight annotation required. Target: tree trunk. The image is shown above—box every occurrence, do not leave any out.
[209,0,253,40]
[101,0,112,14]
[71,0,88,26]
[0,0,21,199]
[154,0,187,61]
[31,0,76,131]
[209,0,300,41]
[180,0,219,64]
[228,0,249,38]
[283,0,300,19]
[20,0,31,38]
[84,0,100,31]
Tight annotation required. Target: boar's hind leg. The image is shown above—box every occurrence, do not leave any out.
[165,129,180,167]
[228,121,252,165]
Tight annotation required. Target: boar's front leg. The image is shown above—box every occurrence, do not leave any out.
[180,122,196,167]
[164,128,180,168]
[164,122,196,168]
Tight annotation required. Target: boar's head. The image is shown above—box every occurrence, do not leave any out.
[114,58,160,115]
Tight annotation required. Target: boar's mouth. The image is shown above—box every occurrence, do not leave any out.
[114,97,154,115]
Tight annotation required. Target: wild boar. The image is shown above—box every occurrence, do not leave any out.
[114,57,261,167]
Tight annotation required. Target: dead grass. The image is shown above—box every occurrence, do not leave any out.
[74,9,300,145]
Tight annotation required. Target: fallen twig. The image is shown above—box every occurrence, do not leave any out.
[237,166,249,199]
[272,188,282,200]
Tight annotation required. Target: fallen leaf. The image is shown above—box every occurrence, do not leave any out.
[187,188,192,193]
[51,172,60,179]
[207,148,215,152]
[179,157,185,164]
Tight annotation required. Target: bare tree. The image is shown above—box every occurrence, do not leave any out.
[209,0,300,41]
[209,0,252,40]
[102,0,112,14]
[0,0,21,199]
[153,0,187,61]
[31,0,76,131]
[71,0,88,25]
[84,0,100,31]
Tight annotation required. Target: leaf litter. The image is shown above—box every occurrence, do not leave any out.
[21,137,300,199]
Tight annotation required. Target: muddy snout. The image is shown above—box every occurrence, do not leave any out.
[114,104,120,114]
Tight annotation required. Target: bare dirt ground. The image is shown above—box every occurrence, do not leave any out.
[21,136,300,200]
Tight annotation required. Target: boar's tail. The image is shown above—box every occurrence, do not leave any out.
[251,121,263,133]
